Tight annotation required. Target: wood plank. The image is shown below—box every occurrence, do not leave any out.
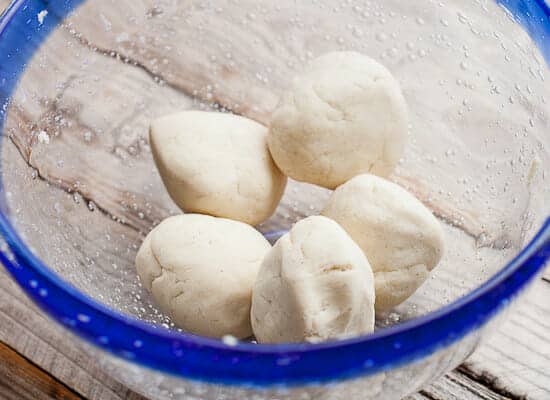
[1,3,144,399]
[5,0,548,249]
[411,371,513,400]
[0,341,84,400]
[1,4,145,398]
[4,24,186,234]
[0,265,147,400]
[62,0,550,247]
[466,279,550,399]
[2,261,548,400]
[0,0,8,14]
[0,147,148,399]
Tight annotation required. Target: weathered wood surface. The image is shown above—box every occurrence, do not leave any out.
[3,0,547,318]
[0,265,146,400]
[2,262,549,400]
[5,0,549,250]
[0,341,84,400]
[9,0,545,248]
[1,1,550,400]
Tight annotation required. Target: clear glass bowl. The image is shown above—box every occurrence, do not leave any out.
[1,1,549,399]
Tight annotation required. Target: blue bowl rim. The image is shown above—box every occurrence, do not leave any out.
[0,0,549,388]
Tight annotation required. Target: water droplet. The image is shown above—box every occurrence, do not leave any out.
[276,357,293,366]
[77,313,91,323]
[98,336,109,344]
[99,13,112,31]
[222,335,238,346]
[457,12,468,24]
[37,10,48,25]
[416,16,425,25]
[440,18,449,27]
[37,130,50,144]
[388,312,401,323]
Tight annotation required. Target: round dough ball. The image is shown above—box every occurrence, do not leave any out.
[251,216,375,344]
[321,174,445,312]
[268,51,408,189]
[136,214,271,338]
[150,111,287,226]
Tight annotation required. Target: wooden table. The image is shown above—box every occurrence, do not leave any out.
[2,262,549,400]
[1,0,549,399]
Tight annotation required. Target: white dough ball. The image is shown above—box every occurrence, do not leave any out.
[150,111,287,226]
[321,174,445,312]
[268,51,409,189]
[251,216,375,344]
[136,214,271,339]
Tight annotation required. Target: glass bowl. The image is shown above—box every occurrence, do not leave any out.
[1,0,549,399]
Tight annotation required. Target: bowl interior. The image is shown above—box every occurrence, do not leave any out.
[1,0,549,336]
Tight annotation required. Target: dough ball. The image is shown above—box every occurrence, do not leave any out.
[268,51,408,189]
[136,214,271,338]
[321,174,445,312]
[150,111,287,226]
[251,216,375,344]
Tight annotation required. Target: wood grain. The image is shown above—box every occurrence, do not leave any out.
[412,370,516,400]
[0,266,146,400]
[1,261,548,400]
[0,341,84,400]
[5,0,547,251]
[467,280,550,399]
[61,0,550,247]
